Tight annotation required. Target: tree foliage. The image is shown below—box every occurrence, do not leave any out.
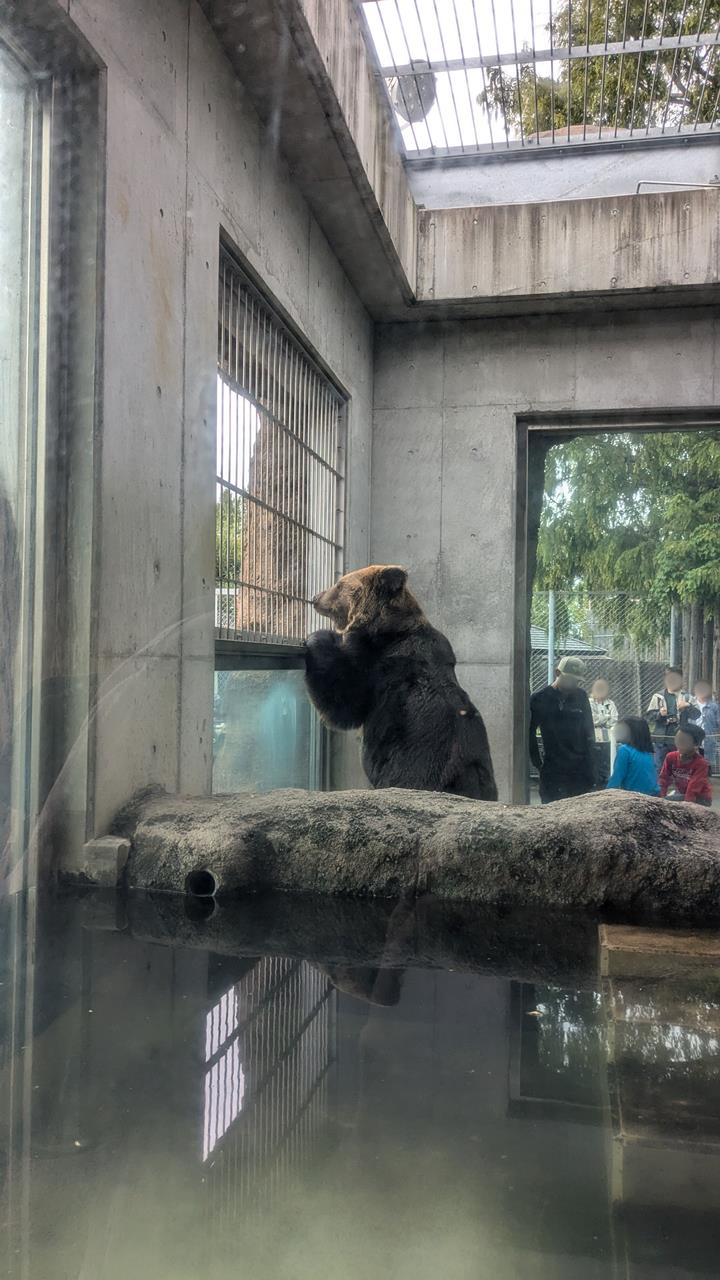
[215,489,243,584]
[480,1,720,140]
[535,431,720,648]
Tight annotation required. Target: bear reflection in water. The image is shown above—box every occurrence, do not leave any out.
[305,564,497,800]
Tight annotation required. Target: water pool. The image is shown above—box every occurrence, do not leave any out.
[2,891,719,1279]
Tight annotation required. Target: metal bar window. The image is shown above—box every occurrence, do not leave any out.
[216,247,345,647]
[358,0,720,159]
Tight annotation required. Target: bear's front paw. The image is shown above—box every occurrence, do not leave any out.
[305,628,339,652]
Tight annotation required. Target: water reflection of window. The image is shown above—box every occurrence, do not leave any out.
[509,982,606,1120]
[201,957,336,1218]
[205,985,240,1061]
[203,1038,246,1162]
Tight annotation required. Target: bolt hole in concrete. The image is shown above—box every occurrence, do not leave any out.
[185,868,218,897]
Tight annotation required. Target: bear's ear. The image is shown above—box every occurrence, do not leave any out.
[377,566,407,598]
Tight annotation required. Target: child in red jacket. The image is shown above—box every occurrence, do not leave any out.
[660,723,713,806]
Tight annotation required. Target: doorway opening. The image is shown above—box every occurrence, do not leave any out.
[516,411,720,804]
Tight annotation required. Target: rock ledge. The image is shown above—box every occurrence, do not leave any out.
[111,787,720,921]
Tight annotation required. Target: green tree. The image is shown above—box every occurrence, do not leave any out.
[481,1,720,139]
[535,431,720,677]
[215,489,244,586]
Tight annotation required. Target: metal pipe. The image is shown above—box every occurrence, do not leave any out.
[635,179,720,191]
[547,589,556,686]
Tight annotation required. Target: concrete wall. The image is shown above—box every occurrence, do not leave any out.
[417,189,720,311]
[408,141,720,210]
[297,0,416,295]
[371,307,720,801]
[63,0,373,832]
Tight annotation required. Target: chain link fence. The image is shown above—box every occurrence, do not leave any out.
[530,590,719,778]
[530,590,669,718]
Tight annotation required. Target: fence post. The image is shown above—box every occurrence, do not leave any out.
[547,589,556,686]
[670,603,681,668]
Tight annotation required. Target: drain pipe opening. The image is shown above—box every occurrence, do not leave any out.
[185,868,218,898]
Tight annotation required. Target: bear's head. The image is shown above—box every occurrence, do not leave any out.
[312,565,424,635]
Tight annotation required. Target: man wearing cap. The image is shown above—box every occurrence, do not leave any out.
[529,656,597,803]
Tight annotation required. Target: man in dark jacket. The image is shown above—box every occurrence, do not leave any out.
[529,655,596,804]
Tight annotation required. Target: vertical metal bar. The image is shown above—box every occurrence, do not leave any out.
[710,78,720,126]
[309,364,318,624]
[323,391,331,568]
[469,0,496,149]
[661,0,691,132]
[266,310,274,640]
[677,12,705,134]
[270,320,279,640]
[279,340,288,642]
[252,296,261,633]
[375,1,422,153]
[613,0,632,136]
[219,263,227,637]
[261,308,270,640]
[232,281,241,632]
[549,0,556,143]
[299,358,307,642]
[645,0,670,134]
[318,386,325,618]
[313,386,320,623]
[673,44,693,134]
[290,357,298,640]
[411,0,448,150]
[240,291,249,637]
[294,352,303,640]
[489,0,511,145]
[241,290,249,635]
[303,365,311,632]
[628,0,651,135]
[692,28,720,130]
[597,0,613,138]
[529,0,542,142]
[547,589,556,685]
[582,0,591,141]
[430,0,467,151]
[226,278,233,635]
[284,337,293,640]
[449,0,481,149]
[567,0,573,142]
[299,368,308,632]
[280,345,292,645]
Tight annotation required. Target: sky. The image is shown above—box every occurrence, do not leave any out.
[361,0,560,149]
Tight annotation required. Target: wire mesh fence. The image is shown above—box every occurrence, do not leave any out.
[216,247,345,646]
[531,589,669,718]
[531,589,720,772]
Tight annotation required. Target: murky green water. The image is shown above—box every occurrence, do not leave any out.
[2,891,720,1279]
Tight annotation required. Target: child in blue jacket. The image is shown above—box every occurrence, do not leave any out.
[606,716,660,796]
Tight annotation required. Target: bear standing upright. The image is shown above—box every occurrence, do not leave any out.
[305,565,498,801]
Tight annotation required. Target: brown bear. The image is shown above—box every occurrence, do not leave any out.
[304,565,497,800]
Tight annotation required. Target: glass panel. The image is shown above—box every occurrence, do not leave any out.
[213,669,322,793]
[0,44,38,887]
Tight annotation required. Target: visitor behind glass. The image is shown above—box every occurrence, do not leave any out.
[693,679,720,776]
[645,665,700,775]
[529,655,596,804]
[605,716,660,797]
[659,723,713,807]
[588,676,618,788]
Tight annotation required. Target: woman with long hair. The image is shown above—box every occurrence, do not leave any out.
[606,716,660,797]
